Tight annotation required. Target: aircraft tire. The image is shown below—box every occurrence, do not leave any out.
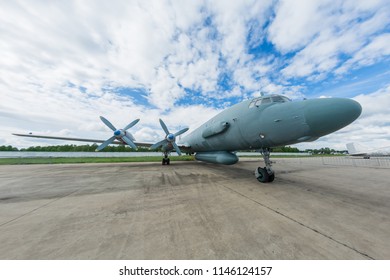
[167,158,170,165]
[162,158,166,165]
[268,173,275,182]
[256,167,269,183]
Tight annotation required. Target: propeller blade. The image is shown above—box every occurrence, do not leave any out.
[100,116,116,131]
[152,119,188,154]
[123,119,140,131]
[174,127,189,137]
[95,136,116,151]
[172,142,182,156]
[159,119,170,135]
[151,139,167,150]
[122,136,137,150]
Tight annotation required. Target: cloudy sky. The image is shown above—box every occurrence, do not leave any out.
[1,0,389,150]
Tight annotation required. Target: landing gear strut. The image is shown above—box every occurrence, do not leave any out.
[255,148,275,183]
[162,152,170,165]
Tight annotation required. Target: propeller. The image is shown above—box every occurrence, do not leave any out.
[150,119,189,155]
[96,116,140,151]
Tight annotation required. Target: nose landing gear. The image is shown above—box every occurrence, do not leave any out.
[255,148,275,183]
[162,152,171,165]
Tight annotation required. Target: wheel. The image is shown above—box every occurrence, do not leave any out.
[255,167,269,183]
[268,173,275,182]
[162,158,166,165]
[167,158,170,165]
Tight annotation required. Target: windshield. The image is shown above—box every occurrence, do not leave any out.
[249,95,291,108]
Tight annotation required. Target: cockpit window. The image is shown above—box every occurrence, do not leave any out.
[261,97,271,104]
[272,96,291,103]
[271,96,282,103]
[248,95,291,108]
[248,98,259,108]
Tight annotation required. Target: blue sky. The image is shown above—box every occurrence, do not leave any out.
[1,0,390,150]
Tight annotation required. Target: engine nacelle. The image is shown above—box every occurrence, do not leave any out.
[195,151,238,165]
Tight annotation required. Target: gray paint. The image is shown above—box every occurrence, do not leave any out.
[202,121,230,138]
[195,151,238,165]
[180,96,362,161]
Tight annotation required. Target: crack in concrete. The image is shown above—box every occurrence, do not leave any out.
[222,184,375,260]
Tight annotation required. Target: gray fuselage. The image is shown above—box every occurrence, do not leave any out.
[181,95,362,153]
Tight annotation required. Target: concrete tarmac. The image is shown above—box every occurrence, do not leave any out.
[0,157,389,259]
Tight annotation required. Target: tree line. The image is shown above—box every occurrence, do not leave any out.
[305,147,347,155]
[0,144,347,154]
[0,144,152,152]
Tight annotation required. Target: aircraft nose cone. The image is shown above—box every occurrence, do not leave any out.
[304,98,362,137]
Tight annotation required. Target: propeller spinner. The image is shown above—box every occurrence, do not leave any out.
[150,119,189,155]
[96,116,140,151]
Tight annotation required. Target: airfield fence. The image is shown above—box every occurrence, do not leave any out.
[276,156,390,168]
[322,156,390,168]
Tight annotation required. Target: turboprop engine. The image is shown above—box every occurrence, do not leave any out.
[195,151,239,165]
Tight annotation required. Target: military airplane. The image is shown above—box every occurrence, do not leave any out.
[347,142,390,159]
[13,94,362,183]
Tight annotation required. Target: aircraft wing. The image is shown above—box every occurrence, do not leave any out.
[12,133,191,150]
[12,133,157,147]
[13,133,124,145]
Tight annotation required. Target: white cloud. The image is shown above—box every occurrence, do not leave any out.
[353,85,390,119]
[0,0,389,151]
[268,0,331,53]
[269,0,390,79]
[336,33,390,74]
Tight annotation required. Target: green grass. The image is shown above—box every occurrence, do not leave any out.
[0,156,195,165]
[240,154,345,158]
[0,154,347,165]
